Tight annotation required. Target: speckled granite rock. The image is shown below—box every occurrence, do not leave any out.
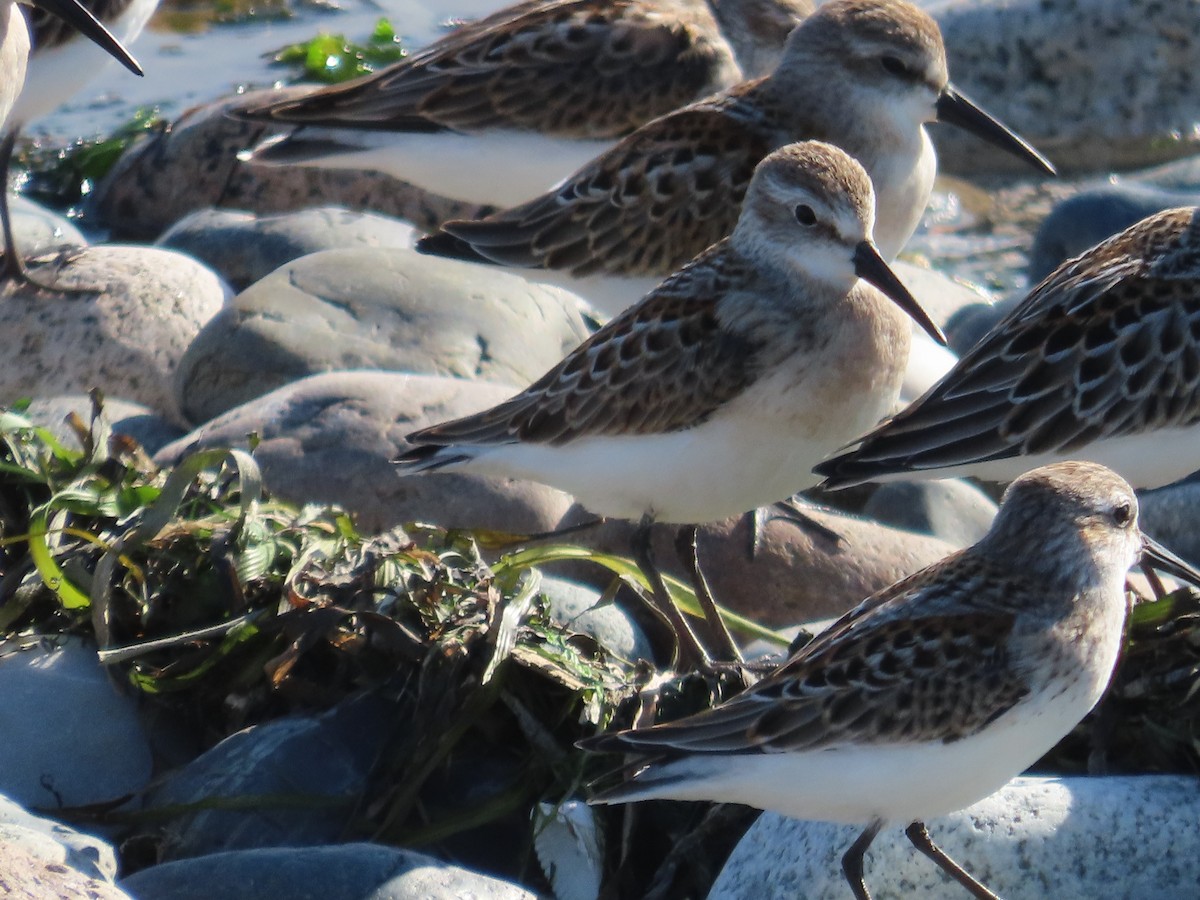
[155,371,575,535]
[174,247,594,424]
[0,842,131,900]
[0,246,228,424]
[88,91,491,242]
[711,775,1200,899]
[930,0,1200,174]
[0,793,119,883]
[157,206,418,291]
[121,844,537,900]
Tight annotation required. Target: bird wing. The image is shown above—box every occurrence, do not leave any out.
[402,244,764,447]
[423,92,773,277]
[237,0,733,139]
[815,207,1200,486]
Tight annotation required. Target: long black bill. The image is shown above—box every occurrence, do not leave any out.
[852,241,947,347]
[1141,535,1200,590]
[30,0,143,76]
[935,83,1055,176]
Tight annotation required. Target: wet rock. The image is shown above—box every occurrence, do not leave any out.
[88,91,491,242]
[711,775,1200,899]
[1136,478,1200,568]
[0,639,152,809]
[0,245,228,425]
[156,206,417,291]
[1029,182,1200,282]
[8,195,87,258]
[555,504,958,628]
[23,394,185,456]
[930,0,1200,175]
[155,371,575,536]
[121,844,537,900]
[863,479,998,547]
[174,247,594,424]
[146,693,395,861]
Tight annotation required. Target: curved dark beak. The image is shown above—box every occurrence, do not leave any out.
[935,83,1054,176]
[853,241,947,347]
[1141,535,1200,590]
[29,0,143,76]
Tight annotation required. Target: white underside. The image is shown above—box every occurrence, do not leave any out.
[607,667,1111,825]
[874,424,1200,490]
[11,0,157,124]
[258,128,615,208]
[867,123,937,261]
[900,331,958,403]
[0,3,29,128]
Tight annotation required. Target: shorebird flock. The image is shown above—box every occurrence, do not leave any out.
[10,0,1200,896]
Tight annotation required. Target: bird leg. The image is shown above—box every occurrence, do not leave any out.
[674,524,743,667]
[905,821,1003,900]
[0,127,90,294]
[842,819,883,900]
[631,515,710,673]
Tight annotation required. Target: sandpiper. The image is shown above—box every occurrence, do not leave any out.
[580,461,1200,900]
[396,141,943,667]
[0,0,147,283]
[817,206,1200,492]
[238,0,814,208]
[416,0,1055,317]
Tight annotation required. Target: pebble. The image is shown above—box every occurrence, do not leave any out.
[8,195,86,258]
[541,575,653,663]
[157,206,418,291]
[0,245,228,426]
[711,775,1200,899]
[121,843,537,900]
[0,639,152,809]
[862,479,998,548]
[155,371,576,535]
[930,0,1200,174]
[174,247,594,424]
[0,793,119,883]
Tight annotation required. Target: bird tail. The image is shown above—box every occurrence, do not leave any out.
[393,443,475,473]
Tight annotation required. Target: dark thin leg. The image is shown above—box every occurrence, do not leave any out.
[497,515,605,545]
[631,515,709,672]
[674,524,742,665]
[905,821,1003,900]
[842,819,883,900]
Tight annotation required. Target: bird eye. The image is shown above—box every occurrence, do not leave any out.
[880,55,908,77]
[1112,501,1134,528]
[794,204,817,226]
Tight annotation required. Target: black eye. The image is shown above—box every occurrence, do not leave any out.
[794,204,817,226]
[881,55,908,77]
[1112,501,1134,527]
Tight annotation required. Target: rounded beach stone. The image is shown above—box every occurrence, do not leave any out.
[711,775,1200,899]
[0,640,153,809]
[930,0,1200,174]
[1136,478,1200,568]
[8,195,86,257]
[0,793,119,883]
[541,575,653,662]
[156,206,417,291]
[154,371,575,535]
[174,247,594,424]
[0,245,228,424]
[555,505,958,627]
[120,844,537,900]
[863,479,998,548]
[23,394,185,455]
[0,842,131,900]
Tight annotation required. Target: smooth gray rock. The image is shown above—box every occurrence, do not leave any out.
[930,0,1200,174]
[944,297,1017,357]
[1137,478,1200,567]
[175,247,594,424]
[146,693,395,861]
[121,844,537,900]
[863,480,998,548]
[155,371,575,535]
[1029,183,1200,282]
[0,245,229,425]
[9,195,87,257]
[0,640,152,809]
[541,575,653,662]
[711,775,1200,899]
[0,843,131,900]
[157,207,417,291]
[0,793,118,882]
[23,394,185,455]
